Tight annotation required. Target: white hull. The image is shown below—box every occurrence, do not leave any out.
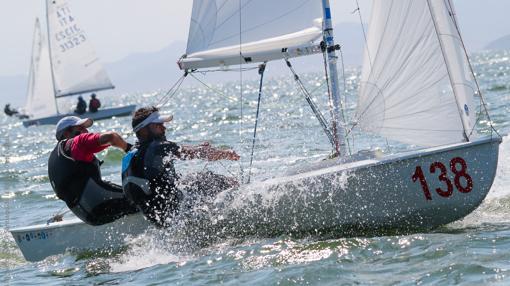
[10,136,501,261]
[211,136,501,236]
[22,105,136,127]
[10,214,148,262]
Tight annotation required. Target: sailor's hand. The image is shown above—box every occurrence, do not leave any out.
[124,143,133,153]
[195,144,238,161]
[205,148,240,161]
[48,214,63,223]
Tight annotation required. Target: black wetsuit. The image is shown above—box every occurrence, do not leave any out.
[122,139,182,227]
[4,105,18,116]
[74,98,87,114]
[48,139,138,225]
[122,138,237,227]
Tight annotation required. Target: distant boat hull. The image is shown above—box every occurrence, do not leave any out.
[10,136,501,261]
[22,105,136,127]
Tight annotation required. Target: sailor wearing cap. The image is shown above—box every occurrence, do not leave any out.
[48,116,138,225]
[122,106,240,227]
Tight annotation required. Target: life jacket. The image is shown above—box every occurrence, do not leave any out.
[48,140,137,225]
[121,147,151,203]
[48,140,102,206]
[121,141,182,226]
[89,98,101,112]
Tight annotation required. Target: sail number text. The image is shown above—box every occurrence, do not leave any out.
[412,157,473,200]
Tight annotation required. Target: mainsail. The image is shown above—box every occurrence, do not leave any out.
[24,19,57,119]
[356,0,478,147]
[46,0,113,97]
[179,0,323,70]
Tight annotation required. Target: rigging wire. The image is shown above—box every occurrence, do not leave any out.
[321,41,352,155]
[246,63,266,184]
[285,58,336,148]
[155,74,188,108]
[187,72,245,180]
[238,0,245,183]
[444,0,501,139]
[189,73,238,101]
[337,45,353,155]
[353,0,372,69]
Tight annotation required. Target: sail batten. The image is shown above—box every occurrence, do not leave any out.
[181,0,323,70]
[356,0,478,147]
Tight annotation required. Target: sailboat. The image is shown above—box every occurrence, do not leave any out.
[21,0,135,127]
[10,0,502,262]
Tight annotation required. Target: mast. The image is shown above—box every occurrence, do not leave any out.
[321,0,346,156]
[25,19,38,109]
[45,0,60,114]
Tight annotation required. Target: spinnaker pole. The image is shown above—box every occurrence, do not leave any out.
[321,0,347,156]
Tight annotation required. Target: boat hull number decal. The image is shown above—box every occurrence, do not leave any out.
[412,157,473,200]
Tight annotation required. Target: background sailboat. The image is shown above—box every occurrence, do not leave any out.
[22,0,135,127]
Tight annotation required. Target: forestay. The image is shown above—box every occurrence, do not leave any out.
[356,0,478,147]
[179,0,323,70]
[46,0,113,97]
[24,19,56,119]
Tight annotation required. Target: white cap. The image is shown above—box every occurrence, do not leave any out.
[55,116,93,140]
[133,111,173,132]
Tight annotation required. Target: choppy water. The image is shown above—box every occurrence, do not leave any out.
[1,50,510,285]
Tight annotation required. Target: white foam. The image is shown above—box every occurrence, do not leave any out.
[487,135,510,199]
[109,231,192,273]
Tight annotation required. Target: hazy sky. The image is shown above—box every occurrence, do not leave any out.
[1,0,509,77]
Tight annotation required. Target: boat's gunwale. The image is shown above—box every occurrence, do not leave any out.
[252,135,502,188]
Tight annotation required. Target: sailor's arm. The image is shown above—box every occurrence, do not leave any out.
[98,132,132,152]
[180,142,240,161]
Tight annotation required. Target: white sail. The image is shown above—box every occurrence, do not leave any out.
[179,0,323,70]
[24,19,57,119]
[46,0,114,97]
[356,0,478,147]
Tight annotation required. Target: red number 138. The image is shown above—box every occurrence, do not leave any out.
[411,157,473,200]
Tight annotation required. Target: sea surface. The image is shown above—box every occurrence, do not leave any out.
[1,49,510,285]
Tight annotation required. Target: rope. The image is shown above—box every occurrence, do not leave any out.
[337,45,353,155]
[189,73,238,101]
[238,0,245,183]
[285,58,336,148]
[445,0,501,139]
[353,0,372,69]
[47,206,71,224]
[187,72,247,182]
[246,63,266,184]
[156,74,188,108]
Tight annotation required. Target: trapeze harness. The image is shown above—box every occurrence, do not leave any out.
[122,140,240,227]
[121,140,182,227]
[48,139,138,225]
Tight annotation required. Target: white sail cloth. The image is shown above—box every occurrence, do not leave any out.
[356,0,478,147]
[180,0,323,70]
[24,19,57,119]
[47,0,113,97]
